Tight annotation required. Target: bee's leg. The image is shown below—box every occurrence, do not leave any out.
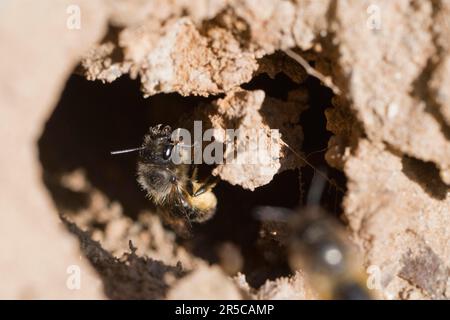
[193,175,219,197]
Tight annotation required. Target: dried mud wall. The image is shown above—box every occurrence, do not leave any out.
[0,0,449,299]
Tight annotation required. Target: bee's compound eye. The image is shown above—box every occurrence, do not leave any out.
[163,145,173,160]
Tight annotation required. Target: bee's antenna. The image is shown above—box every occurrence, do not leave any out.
[253,206,292,222]
[110,147,144,155]
[283,49,341,95]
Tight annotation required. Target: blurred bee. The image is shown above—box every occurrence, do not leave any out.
[255,174,373,300]
[112,124,218,236]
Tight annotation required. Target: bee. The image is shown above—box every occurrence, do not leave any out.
[255,174,373,300]
[112,124,218,236]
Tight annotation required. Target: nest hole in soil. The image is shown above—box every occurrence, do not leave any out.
[37,60,346,291]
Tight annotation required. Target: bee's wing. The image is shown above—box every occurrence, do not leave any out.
[252,206,294,223]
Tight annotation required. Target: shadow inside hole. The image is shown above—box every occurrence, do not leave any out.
[411,57,450,141]
[184,72,346,287]
[38,74,208,218]
[402,156,449,200]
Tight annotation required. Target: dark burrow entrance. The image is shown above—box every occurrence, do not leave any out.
[38,63,345,292]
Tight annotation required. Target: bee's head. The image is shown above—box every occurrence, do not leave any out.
[139,125,175,165]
